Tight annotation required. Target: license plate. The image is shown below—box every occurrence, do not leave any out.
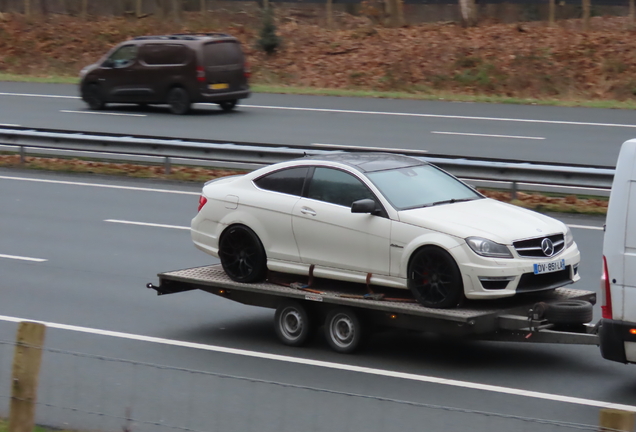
[209,83,229,90]
[533,259,565,275]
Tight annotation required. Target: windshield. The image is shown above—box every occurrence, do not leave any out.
[365,164,482,210]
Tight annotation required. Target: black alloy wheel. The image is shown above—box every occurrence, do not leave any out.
[219,225,267,283]
[408,246,463,309]
[85,84,105,110]
[219,100,237,112]
[167,87,191,115]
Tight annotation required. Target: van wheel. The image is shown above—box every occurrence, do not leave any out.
[408,246,463,309]
[219,225,267,283]
[167,87,191,115]
[84,84,105,110]
[274,300,314,347]
[219,100,237,112]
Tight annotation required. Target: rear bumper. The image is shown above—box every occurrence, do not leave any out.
[599,319,636,363]
[196,89,250,103]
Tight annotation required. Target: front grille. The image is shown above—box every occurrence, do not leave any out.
[513,234,564,258]
[516,266,572,292]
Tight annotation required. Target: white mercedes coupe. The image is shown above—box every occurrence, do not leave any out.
[191,153,580,308]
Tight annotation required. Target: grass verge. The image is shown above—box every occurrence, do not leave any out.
[1,73,636,110]
[0,154,608,215]
[0,418,69,432]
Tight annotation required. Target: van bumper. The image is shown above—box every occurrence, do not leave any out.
[599,319,636,363]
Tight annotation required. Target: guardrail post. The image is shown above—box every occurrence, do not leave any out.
[510,181,518,200]
[9,322,46,432]
[19,146,25,165]
[164,157,171,175]
[599,409,635,431]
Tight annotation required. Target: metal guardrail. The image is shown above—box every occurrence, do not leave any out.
[0,127,616,194]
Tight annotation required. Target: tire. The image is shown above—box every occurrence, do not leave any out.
[408,246,464,309]
[274,300,314,347]
[219,100,237,112]
[545,300,593,325]
[84,84,105,110]
[324,307,364,354]
[167,87,191,115]
[219,225,267,283]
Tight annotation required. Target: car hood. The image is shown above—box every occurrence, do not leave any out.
[397,198,565,244]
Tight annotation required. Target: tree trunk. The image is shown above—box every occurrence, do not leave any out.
[40,0,48,15]
[458,0,476,27]
[200,0,205,14]
[397,0,405,26]
[582,0,590,31]
[81,0,87,19]
[24,0,31,16]
[630,0,634,26]
[172,0,180,23]
[326,0,333,28]
[136,0,142,17]
[548,0,555,26]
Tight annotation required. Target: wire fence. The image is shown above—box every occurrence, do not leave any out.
[0,338,620,432]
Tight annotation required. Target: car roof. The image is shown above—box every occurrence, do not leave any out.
[302,152,427,173]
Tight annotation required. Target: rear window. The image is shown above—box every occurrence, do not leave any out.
[202,42,244,66]
[140,44,189,65]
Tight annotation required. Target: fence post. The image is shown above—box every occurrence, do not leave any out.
[19,146,25,165]
[599,409,635,432]
[9,322,47,432]
[164,156,171,175]
[510,181,518,200]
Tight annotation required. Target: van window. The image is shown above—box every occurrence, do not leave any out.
[202,42,244,66]
[140,44,189,65]
[106,45,138,68]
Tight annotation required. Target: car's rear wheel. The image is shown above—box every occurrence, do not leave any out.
[274,300,314,347]
[408,246,463,309]
[167,87,190,115]
[219,225,267,283]
[84,84,105,110]
[219,100,237,112]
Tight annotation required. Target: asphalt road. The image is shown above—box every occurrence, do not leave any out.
[0,169,630,432]
[1,82,635,167]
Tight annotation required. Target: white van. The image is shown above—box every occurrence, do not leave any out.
[600,138,636,363]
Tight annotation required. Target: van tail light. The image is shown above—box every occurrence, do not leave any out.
[601,255,613,319]
[198,196,208,212]
[196,66,206,83]
[244,61,251,79]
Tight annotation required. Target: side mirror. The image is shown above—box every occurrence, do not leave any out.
[351,199,377,214]
[102,59,114,68]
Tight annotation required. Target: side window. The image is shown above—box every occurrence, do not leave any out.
[202,41,245,66]
[140,44,189,66]
[307,168,375,207]
[105,45,138,68]
[254,167,309,196]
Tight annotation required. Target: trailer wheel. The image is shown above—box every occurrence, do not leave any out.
[545,300,593,325]
[274,300,313,347]
[408,246,463,309]
[324,307,364,354]
[219,225,267,283]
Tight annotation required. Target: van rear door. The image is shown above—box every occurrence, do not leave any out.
[201,41,247,92]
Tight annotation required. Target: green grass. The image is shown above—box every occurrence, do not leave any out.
[0,418,71,432]
[1,72,636,109]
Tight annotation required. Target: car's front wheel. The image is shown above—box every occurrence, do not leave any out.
[84,84,105,110]
[408,246,463,309]
[219,225,267,283]
[167,87,191,115]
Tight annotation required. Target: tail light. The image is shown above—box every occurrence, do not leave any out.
[196,66,206,83]
[601,255,613,319]
[244,61,251,79]
[198,196,208,212]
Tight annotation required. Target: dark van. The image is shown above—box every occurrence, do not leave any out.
[79,33,250,114]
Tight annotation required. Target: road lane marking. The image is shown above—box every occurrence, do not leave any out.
[0,313,632,412]
[432,131,545,140]
[105,219,189,230]
[0,92,79,99]
[0,175,199,195]
[568,224,604,231]
[0,91,634,128]
[0,254,47,262]
[60,110,146,117]
[312,143,427,153]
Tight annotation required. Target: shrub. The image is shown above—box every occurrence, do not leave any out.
[257,7,280,55]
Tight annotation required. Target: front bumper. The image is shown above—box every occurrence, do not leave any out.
[599,319,636,364]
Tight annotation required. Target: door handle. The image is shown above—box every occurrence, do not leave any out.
[300,207,316,216]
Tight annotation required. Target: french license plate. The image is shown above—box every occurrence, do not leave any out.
[209,83,229,90]
[533,259,566,275]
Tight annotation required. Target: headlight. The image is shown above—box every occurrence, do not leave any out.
[565,226,575,248]
[466,237,513,258]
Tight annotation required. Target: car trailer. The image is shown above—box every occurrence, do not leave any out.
[147,264,599,353]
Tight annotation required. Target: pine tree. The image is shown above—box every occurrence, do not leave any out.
[258,7,280,55]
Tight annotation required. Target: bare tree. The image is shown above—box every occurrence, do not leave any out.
[25,0,31,16]
[549,0,555,26]
[326,0,333,28]
[630,0,634,26]
[200,0,205,14]
[81,0,87,18]
[137,0,142,17]
[172,0,180,23]
[458,0,476,27]
[582,0,590,30]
